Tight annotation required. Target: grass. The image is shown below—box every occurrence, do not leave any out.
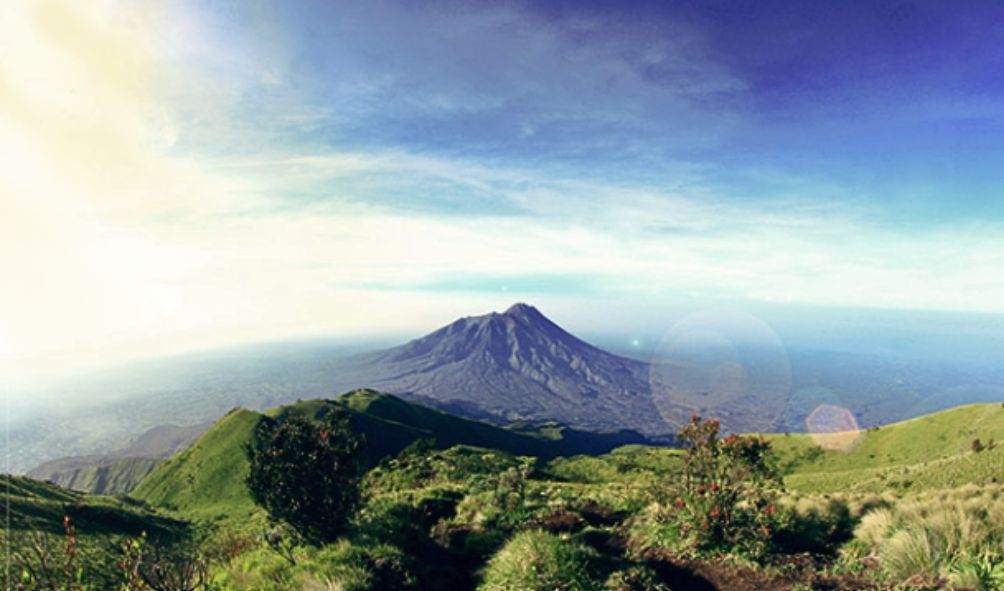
[129,390,670,524]
[850,485,1004,583]
[0,474,184,539]
[130,407,265,524]
[770,403,1004,493]
[478,530,604,591]
[19,395,1004,590]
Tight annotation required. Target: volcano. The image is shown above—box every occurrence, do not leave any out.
[331,303,669,434]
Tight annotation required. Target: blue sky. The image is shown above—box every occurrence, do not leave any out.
[3,0,1004,375]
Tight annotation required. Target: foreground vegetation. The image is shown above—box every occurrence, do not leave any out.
[6,396,1004,590]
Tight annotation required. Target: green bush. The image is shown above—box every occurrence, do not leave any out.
[244,412,364,545]
[949,552,1004,591]
[354,487,462,551]
[644,415,782,558]
[479,530,604,591]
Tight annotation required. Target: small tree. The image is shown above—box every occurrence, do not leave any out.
[674,414,780,556]
[245,411,364,545]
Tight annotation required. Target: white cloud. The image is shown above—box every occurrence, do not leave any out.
[3,0,1003,386]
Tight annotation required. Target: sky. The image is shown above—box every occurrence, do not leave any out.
[3,0,1004,378]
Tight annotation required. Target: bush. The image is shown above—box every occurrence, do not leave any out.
[245,412,364,545]
[479,530,604,591]
[670,415,782,557]
[354,487,462,551]
[949,552,1004,591]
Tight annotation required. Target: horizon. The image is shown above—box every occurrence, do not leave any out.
[5,1,1004,380]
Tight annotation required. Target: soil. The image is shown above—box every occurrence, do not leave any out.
[639,548,888,591]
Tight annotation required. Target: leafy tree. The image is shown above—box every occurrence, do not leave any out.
[245,411,365,545]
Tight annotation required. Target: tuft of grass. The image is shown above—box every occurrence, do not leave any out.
[478,530,604,591]
[212,540,417,591]
[851,484,1004,583]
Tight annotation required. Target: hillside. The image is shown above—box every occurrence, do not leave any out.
[131,390,659,520]
[773,403,1004,492]
[0,474,185,539]
[27,456,162,495]
[130,407,264,522]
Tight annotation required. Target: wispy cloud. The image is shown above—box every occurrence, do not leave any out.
[3,0,1004,381]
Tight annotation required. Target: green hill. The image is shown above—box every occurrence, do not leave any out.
[131,389,659,521]
[0,474,184,539]
[773,403,1004,492]
[130,407,264,523]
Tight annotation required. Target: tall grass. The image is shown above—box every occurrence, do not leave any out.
[851,484,1004,585]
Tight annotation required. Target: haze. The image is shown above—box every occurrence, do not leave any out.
[4,0,1004,383]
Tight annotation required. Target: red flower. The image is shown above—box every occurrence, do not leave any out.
[710,484,719,492]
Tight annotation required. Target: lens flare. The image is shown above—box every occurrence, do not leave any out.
[806,404,861,451]
[649,309,791,433]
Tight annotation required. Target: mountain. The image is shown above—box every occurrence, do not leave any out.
[131,389,655,519]
[27,456,162,496]
[330,303,670,435]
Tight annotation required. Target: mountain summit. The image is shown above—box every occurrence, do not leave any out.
[333,304,668,434]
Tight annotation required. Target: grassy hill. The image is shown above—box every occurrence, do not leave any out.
[130,389,660,521]
[130,407,264,523]
[772,403,1004,492]
[0,474,184,539]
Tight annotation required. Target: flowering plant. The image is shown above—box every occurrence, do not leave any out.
[672,414,782,557]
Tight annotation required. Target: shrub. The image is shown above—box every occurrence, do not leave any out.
[669,415,782,557]
[479,530,603,591]
[353,487,462,551]
[245,411,364,545]
[949,552,1004,591]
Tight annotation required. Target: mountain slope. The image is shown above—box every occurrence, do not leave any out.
[0,474,185,539]
[131,408,263,521]
[774,403,1004,492]
[331,303,669,435]
[131,390,656,520]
